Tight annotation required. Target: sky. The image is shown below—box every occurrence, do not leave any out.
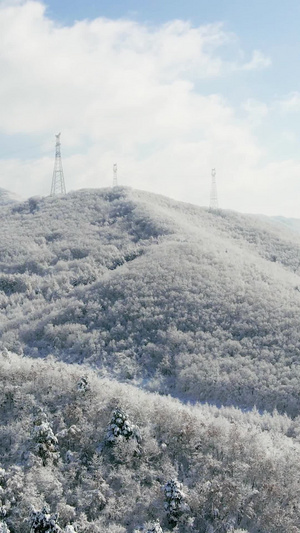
[1,0,300,216]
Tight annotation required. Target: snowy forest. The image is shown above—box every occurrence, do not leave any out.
[1,186,300,532]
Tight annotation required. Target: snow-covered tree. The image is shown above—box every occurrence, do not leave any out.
[0,522,10,533]
[163,479,185,526]
[134,521,163,533]
[33,409,59,466]
[76,376,90,393]
[106,408,140,445]
[30,507,62,532]
[64,526,76,533]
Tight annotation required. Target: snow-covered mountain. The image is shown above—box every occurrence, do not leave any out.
[2,187,300,533]
[1,187,300,415]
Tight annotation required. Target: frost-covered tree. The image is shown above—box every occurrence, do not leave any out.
[76,376,90,393]
[163,479,185,526]
[3,188,300,416]
[2,350,300,532]
[64,526,76,533]
[134,521,163,533]
[33,409,59,466]
[106,408,140,445]
[0,522,10,533]
[0,468,7,520]
[30,507,62,532]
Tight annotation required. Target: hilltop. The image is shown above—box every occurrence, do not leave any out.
[1,187,300,415]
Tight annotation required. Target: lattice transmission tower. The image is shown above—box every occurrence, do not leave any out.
[113,163,118,187]
[209,168,218,209]
[50,133,66,196]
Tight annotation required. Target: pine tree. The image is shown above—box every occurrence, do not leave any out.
[76,376,90,393]
[106,408,140,444]
[33,409,59,466]
[30,507,62,532]
[163,479,185,526]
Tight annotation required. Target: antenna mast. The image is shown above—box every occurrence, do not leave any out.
[113,163,118,188]
[50,133,66,196]
[209,168,218,209]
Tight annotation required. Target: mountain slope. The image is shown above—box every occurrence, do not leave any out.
[1,188,300,415]
[1,351,300,533]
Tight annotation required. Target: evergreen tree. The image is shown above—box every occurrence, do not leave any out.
[33,409,59,466]
[76,376,90,393]
[163,480,185,526]
[106,408,140,444]
[30,507,62,532]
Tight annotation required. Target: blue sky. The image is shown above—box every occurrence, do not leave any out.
[0,0,300,216]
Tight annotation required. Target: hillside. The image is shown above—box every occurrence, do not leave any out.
[1,351,300,533]
[1,187,300,416]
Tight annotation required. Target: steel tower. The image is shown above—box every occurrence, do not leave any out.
[50,133,66,196]
[113,163,118,187]
[209,168,218,209]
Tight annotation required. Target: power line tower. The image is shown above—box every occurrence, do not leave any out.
[209,168,218,209]
[113,163,118,188]
[50,133,66,196]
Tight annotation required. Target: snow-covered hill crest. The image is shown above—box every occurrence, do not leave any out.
[1,187,300,415]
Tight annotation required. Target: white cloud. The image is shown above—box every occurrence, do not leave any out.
[232,159,300,216]
[279,92,300,113]
[242,98,269,127]
[241,50,271,71]
[281,130,297,143]
[1,1,298,217]
[0,4,232,138]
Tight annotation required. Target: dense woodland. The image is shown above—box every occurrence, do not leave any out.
[1,188,300,414]
[1,352,300,533]
[1,187,300,531]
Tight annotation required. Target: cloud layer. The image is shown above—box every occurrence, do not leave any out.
[0,1,299,216]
